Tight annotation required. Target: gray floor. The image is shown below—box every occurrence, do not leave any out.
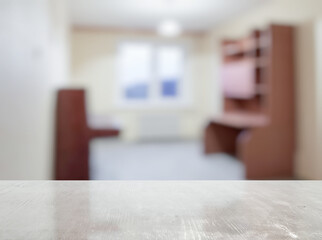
[90,139,245,180]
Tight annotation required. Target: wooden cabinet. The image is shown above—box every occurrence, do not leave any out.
[204,25,295,179]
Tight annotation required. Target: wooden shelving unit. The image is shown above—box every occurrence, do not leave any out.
[204,25,295,180]
[222,29,270,113]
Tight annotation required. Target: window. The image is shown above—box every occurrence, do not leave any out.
[117,42,187,107]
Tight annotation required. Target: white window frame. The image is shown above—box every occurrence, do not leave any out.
[115,39,193,110]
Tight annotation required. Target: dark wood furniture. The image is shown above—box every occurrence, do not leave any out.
[204,24,295,179]
[55,89,120,180]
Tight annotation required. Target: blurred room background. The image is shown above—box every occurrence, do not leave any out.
[1,0,322,180]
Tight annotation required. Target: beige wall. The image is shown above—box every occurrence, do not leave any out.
[315,19,322,179]
[207,0,322,179]
[295,21,317,179]
[0,0,70,179]
[71,30,219,141]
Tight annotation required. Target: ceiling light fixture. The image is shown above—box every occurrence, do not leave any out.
[157,19,182,37]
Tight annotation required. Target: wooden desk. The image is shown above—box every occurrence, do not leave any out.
[204,113,268,158]
[1,181,322,239]
[210,113,269,129]
[204,112,293,179]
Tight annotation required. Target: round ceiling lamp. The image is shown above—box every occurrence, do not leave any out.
[157,19,182,37]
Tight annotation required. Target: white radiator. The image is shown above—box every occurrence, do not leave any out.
[137,114,181,140]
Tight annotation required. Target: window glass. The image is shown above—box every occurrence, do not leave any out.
[157,46,184,97]
[118,43,153,99]
[117,42,185,104]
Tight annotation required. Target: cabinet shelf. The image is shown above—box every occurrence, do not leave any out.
[223,34,270,58]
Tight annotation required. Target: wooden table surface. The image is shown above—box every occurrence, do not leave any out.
[1,181,322,239]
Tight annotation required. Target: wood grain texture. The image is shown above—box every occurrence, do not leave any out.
[1,181,322,239]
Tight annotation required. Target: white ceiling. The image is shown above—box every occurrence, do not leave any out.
[69,0,270,32]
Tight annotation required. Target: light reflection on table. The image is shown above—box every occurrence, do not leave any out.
[1,181,322,239]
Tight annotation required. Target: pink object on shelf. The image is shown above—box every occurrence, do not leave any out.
[222,59,256,99]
